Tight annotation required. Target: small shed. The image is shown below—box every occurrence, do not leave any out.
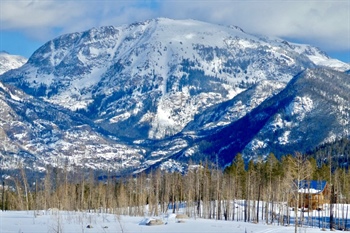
[296,180,330,210]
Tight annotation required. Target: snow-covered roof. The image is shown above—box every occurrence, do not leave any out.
[298,180,327,194]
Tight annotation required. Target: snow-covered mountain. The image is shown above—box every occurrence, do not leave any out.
[177,68,350,165]
[1,18,349,173]
[2,18,349,141]
[0,81,143,172]
[0,51,27,75]
[240,68,350,158]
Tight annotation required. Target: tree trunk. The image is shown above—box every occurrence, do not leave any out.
[330,184,335,230]
[2,181,5,211]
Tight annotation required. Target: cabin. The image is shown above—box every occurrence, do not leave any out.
[293,180,330,210]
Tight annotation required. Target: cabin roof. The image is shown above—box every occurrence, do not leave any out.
[298,180,327,194]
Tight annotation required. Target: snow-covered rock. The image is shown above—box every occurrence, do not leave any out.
[0,51,27,75]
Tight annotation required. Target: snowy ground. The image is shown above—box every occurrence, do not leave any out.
[0,209,342,233]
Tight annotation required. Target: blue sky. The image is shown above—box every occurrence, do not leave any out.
[1,0,349,63]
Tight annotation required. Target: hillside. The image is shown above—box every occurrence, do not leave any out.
[0,18,349,173]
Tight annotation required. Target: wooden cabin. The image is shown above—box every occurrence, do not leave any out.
[292,180,330,210]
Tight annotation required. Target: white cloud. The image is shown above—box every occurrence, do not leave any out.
[1,0,349,53]
[1,1,84,28]
[158,0,350,51]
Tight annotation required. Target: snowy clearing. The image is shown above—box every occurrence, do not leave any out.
[0,210,343,233]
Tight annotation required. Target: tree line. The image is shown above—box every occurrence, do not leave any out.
[1,152,350,229]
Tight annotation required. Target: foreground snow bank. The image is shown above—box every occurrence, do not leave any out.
[0,210,340,232]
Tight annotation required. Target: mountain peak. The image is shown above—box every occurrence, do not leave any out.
[2,18,348,138]
[0,52,27,75]
[0,19,349,174]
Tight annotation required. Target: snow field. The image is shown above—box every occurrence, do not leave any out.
[0,205,346,233]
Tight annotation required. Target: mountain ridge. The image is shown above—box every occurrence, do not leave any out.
[0,52,27,75]
[0,18,349,174]
[3,18,348,140]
